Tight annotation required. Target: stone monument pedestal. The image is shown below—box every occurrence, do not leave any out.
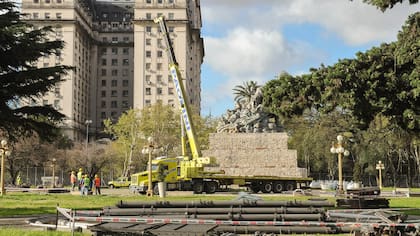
[203,133,307,178]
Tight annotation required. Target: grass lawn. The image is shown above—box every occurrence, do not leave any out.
[0,192,419,216]
[0,228,86,236]
[0,192,323,216]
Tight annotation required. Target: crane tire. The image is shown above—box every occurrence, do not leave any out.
[205,181,218,194]
[273,182,284,193]
[261,182,273,193]
[193,182,204,194]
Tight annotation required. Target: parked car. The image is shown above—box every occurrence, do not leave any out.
[108,176,130,189]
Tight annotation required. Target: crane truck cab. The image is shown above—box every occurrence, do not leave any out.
[129,157,178,195]
[129,155,220,195]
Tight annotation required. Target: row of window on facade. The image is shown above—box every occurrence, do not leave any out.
[101,79,130,87]
[146,0,175,4]
[102,36,131,43]
[145,75,173,86]
[146,38,166,47]
[101,58,130,66]
[144,99,175,107]
[101,47,130,55]
[33,0,62,4]
[145,25,174,33]
[145,50,164,58]
[99,22,132,31]
[145,87,174,95]
[100,12,133,21]
[101,111,123,121]
[100,100,129,109]
[101,69,131,77]
[31,12,62,20]
[101,90,130,98]
[145,12,174,20]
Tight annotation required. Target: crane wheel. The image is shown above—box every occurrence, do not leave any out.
[286,182,295,191]
[261,182,273,193]
[273,182,284,193]
[250,185,260,193]
[205,181,218,194]
[193,182,204,194]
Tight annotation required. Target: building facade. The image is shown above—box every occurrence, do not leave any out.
[20,0,203,141]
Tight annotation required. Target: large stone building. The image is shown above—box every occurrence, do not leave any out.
[20,0,204,140]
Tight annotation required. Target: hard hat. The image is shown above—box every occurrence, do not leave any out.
[79,168,82,171]
[95,174,98,177]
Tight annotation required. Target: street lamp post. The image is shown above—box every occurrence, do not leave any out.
[51,158,57,188]
[1,140,11,196]
[85,120,92,166]
[142,137,154,197]
[376,161,385,189]
[330,135,350,194]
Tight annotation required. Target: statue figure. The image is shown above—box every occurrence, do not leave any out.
[217,86,282,133]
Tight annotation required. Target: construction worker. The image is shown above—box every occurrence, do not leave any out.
[94,174,101,195]
[82,174,91,195]
[77,168,83,190]
[16,174,21,187]
[70,171,77,191]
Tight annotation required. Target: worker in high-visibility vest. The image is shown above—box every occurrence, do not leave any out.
[16,174,21,186]
[82,174,91,195]
[77,168,83,190]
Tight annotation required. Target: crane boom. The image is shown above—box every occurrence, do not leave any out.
[154,16,201,159]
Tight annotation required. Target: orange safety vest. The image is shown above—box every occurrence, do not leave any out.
[94,177,101,187]
[70,174,77,183]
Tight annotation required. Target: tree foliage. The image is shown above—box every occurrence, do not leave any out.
[233,80,261,103]
[354,0,419,11]
[0,1,72,141]
[139,102,182,157]
[103,103,218,175]
[104,109,144,177]
[263,12,420,185]
[263,12,420,134]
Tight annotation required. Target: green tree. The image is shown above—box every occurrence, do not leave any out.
[192,113,218,150]
[286,110,359,180]
[233,81,261,103]
[354,0,418,11]
[262,12,419,185]
[139,102,181,157]
[104,103,217,175]
[0,1,72,141]
[63,141,114,181]
[104,109,143,177]
[263,12,420,134]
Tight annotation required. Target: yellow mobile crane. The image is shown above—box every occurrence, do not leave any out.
[129,16,312,195]
[129,16,219,195]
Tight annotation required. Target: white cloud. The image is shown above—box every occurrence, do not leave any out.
[202,0,418,45]
[281,0,418,45]
[204,27,313,99]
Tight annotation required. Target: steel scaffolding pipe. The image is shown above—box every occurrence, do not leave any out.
[215,225,336,234]
[193,213,323,221]
[99,213,324,221]
[116,199,334,208]
[103,206,326,216]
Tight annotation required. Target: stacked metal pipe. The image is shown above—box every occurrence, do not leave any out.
[96,199,343,234]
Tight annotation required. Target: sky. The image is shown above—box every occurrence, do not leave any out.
[199,0,419,117]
